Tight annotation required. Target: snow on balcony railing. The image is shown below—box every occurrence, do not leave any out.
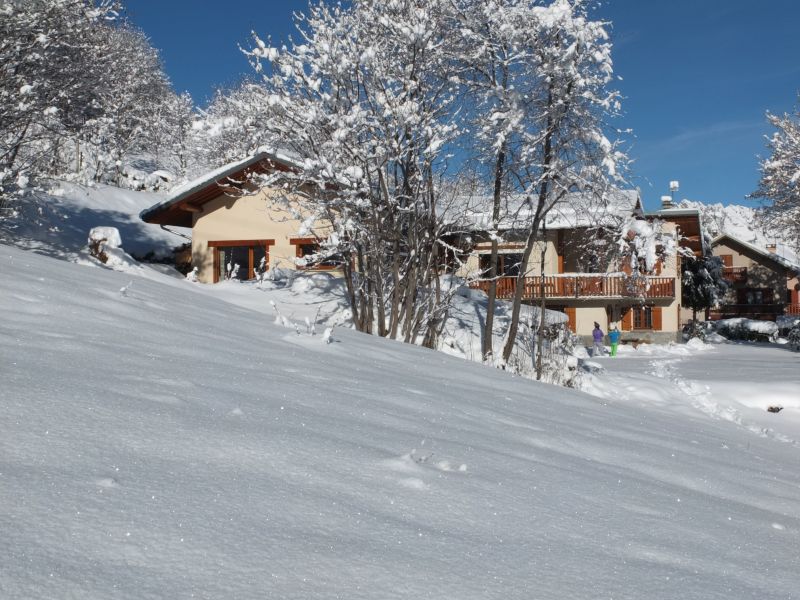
[469,275,675,300]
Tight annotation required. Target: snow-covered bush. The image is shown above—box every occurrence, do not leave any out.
[682,320,707,342]
[86,226,140,272]
[505,318,581,388]
[776,314,800,335]
[714,318,779,343]
[788,326,800,352]
[87,227,123,264]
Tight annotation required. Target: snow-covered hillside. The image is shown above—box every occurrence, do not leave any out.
[678,199,798,265]
[0,182,185,260]
[2,244,799,600]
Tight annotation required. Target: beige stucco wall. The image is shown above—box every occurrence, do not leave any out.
[191,187,331,283]
[574,306,609,336]
[567,298,679,338]
[462,230,559,277]
[463,223,683,336]
[189,194,684,336]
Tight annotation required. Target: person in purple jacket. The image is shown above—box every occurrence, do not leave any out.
[592,322,605,356]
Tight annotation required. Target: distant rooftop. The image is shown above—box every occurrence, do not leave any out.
[461,188,642,231]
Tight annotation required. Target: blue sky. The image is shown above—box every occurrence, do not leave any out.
[127,0,800,210]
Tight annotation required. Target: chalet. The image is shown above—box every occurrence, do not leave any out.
[141,154,698,343]
[709,234,800,321]
[140,151,337,283]
[461,192,702,342]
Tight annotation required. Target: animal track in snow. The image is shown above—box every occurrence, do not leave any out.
[382,450,468,490]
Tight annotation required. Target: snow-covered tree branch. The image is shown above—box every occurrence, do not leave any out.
[752,100,800,253]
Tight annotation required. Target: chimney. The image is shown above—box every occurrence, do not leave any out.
[766,242,777,253]
[660,195,673,209]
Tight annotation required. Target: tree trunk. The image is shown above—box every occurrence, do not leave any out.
[536,227,548,380]
[482,147,506,362]
[502,85,556,365]
[501,215,542,364]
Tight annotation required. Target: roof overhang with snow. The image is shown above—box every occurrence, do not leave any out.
[461,188,642,233]
[711,233,800,273]
[139,151,301,228]
[652,207,705,257]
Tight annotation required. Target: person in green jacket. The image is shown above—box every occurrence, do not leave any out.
[608,326,621,357]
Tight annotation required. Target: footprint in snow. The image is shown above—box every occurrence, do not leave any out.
[383,450,468,490]
[399,478,428,490]
[94,476,119,489]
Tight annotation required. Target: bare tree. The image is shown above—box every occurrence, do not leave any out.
[496,0,626,365]
[244,0,464,347]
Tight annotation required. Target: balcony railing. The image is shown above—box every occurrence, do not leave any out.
[785,304,800,316]
[708,303,786,321]
[722,266,748,282]
[469,275,675,300]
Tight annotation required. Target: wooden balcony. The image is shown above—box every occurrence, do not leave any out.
[470,275,675,300]
[722,266,748,283]
[785,304,800,316]
[708,304,785,321]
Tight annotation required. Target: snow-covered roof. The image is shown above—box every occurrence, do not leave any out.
[676,198,799,266]
[139,148,302,227]
[461,188,641,232]
[711,233,800,273]
[651,207,702,218]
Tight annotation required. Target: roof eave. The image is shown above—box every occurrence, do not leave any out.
[139,151,300,227]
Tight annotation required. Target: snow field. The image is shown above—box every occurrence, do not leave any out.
[1,245,800,599]
[589,340,800,445]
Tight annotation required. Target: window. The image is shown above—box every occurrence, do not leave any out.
[209,240,273,283]
[580,253,601,274]
[737,287,773,305]
[632,305,653,330]
[479,253,523,277]
[290,238,343,270]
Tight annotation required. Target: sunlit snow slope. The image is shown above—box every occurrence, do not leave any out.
[1,245,798,600]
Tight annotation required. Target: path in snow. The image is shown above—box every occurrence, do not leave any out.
[587,342,800,446]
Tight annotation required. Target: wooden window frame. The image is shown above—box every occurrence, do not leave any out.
[478,253,524,277]
[632,306,653,330]
[624,305,663,331]
[737,287,773,305]
[289,237,342,271]
[209,239,274,283]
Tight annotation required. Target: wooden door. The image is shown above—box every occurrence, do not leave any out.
[564,307,576,333]
[652,306,663,331]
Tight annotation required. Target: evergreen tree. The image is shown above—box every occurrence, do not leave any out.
[681,253,728,325]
